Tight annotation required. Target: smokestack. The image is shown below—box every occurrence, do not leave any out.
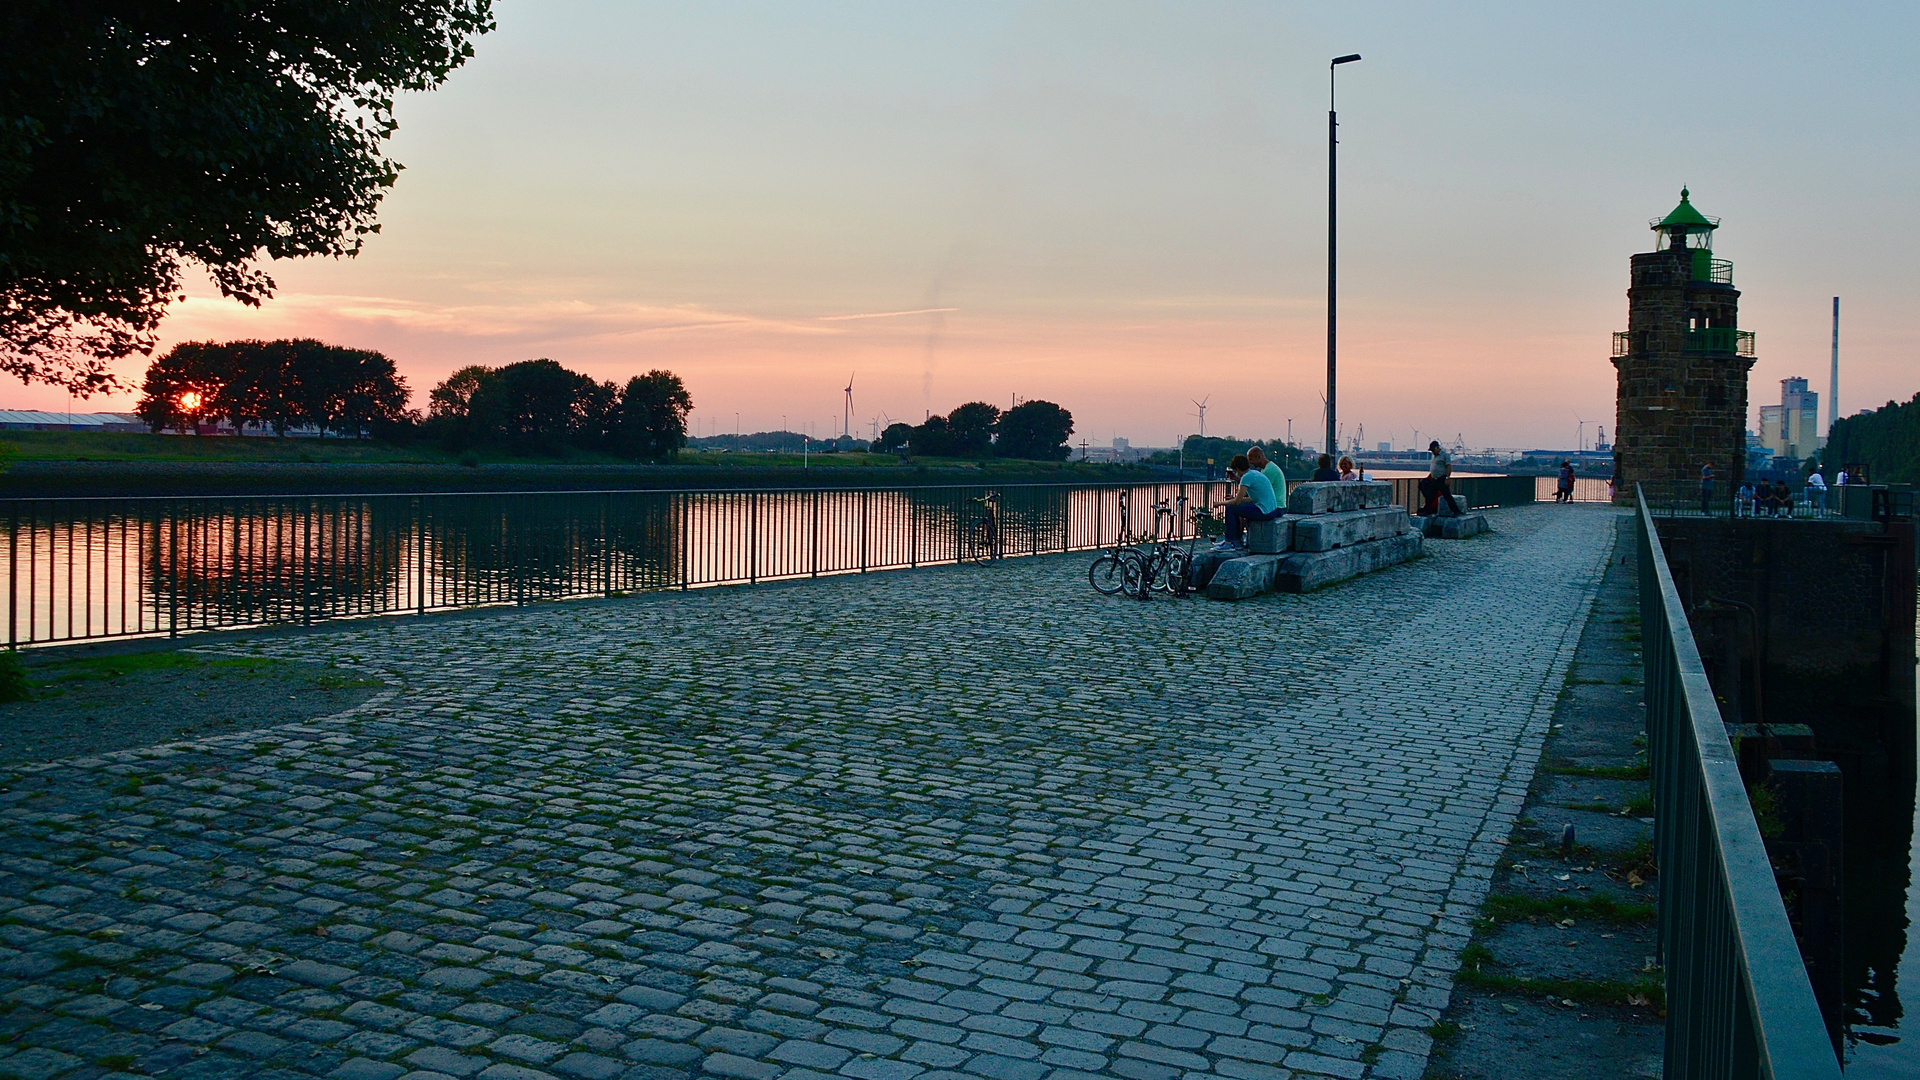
[1829,296,1840,434]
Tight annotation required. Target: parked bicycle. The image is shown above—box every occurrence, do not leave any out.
[1136,496,1197,599]
[1088,491,1143,595]
[961,491,1001,563]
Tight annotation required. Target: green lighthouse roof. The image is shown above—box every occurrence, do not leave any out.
[1652,187,1719,230]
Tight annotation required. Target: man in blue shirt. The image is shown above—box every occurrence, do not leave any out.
[1215,453,1282,550]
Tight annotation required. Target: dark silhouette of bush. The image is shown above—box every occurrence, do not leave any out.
[996,400,1074,461]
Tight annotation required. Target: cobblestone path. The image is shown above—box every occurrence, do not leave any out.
[0,506,1619,1080]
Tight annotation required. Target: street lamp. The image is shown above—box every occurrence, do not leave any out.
[1327,52,1361,458]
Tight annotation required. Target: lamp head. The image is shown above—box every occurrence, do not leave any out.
[1332,54,1362,66]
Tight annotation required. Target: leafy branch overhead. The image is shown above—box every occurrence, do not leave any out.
[0,0,496,394]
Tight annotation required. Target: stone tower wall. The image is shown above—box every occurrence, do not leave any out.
[1611,247,1753,504]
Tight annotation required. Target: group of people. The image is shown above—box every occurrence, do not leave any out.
[1209,440,1459,552]
[1736,478,1800,517]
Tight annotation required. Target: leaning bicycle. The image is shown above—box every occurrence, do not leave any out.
[1088,491,1144,595]
[961,491,1001,563]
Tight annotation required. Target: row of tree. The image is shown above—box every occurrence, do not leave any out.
[427,360,691,459]
[135,341,694,461]
[1821,393,1920,484]
[874,400,1075,460]
[136,340,411,436]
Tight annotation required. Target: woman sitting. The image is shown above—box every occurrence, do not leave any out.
[1337,456,1359,481]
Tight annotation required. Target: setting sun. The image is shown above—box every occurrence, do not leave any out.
[178,391,201,410]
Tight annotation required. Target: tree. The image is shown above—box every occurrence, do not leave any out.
[432,359,617,453]
[995,400,1074,460]
[610,371,693,462]
[0,0,495,395]
[1824,393,1920,484]
[876,422,914,453]
[911,415,956,457]
[946,402,1001,457]
[134,339,410,435]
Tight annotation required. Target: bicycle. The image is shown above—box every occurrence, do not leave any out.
[961,491,1001,563]
[1088,491,1145,595]
[1136,496,1196,599]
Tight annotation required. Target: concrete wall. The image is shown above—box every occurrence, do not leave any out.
[1656,516,1916,789]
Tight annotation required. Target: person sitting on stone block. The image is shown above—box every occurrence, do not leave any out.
[1214,454,1282,551]
[1417,440,1462,517]
[1311,454,1339,482]
[1248,445,1289,506]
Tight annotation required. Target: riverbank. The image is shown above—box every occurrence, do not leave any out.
[0,432,1169,496]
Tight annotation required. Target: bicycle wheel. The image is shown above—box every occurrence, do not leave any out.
[1089,552,1128,595]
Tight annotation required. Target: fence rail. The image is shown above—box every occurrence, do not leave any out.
[1636,485,1841,1078]
[1385,474,1540,514]
[3,482,1228,647]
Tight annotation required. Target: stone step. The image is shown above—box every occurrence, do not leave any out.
[1287,480,1395,516]
[1292,506,1412,552]
[1204,554,1285,600]
[1246,517,1294,554]
[1423,513,1489,539]
[1275,532,1423,593]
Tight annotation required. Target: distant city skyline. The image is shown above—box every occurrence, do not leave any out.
[10,2,1916,450]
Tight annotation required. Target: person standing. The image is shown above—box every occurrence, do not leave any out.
[1419,441,1461,516]
[1557,460,1575,503]
[1699,463,1715,515]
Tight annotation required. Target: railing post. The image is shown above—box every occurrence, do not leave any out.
[168,507,179,638]
[861,489,870,573]
[603,494,613,597]
[680,493,690,591]
[7,506,15,650]
[749,492,758,585]
[811,489,820,579]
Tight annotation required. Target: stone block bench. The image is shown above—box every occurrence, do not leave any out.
[1199,481,1423,600]
[1417,497,1491,539]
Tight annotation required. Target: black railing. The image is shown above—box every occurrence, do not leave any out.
[1636,486,1841,1078]
[1385,474,1538,514]
[3,482,1226,647]
[1635,480,1912,522]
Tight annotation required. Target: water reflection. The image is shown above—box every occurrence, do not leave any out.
[3,483,1218,644]
[1843,664,1920,1074]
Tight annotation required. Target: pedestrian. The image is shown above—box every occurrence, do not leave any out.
[1806,469,1828,516]
[1338,456,1359,481]
[1608,457,1620,501]
[1419,441,1462,517]
[1699,463,1715,515]
[1836,467,1850,487]
[1774,479,1792,517]
[1311,454,1339,482]
[1736,482,1754,518]
[1556,461,1575,504]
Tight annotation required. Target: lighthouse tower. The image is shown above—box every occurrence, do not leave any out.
[1610,188,1755,506]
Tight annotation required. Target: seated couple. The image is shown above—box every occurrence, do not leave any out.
[1214,447,1287,552]
[1310,454,1371,482]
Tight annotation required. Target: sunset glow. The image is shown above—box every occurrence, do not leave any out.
[16,4,1916,452]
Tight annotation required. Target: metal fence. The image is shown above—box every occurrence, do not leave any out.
[3,482,1226,647]
[1384,474,1539,514]
[1637,479,1913,522]
[1636,486,1841,1078]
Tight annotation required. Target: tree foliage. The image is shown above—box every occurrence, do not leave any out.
[0,0,495,394]
[1823,394,1920,484]
[135,339,410,436]
[880,400,1074,460]
[426,359,693,460]
[996,401,1075,461]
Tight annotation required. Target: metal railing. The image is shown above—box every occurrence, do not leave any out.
[1635,480,1911,522]
[1636,486,1841,1078]
[3,482,1225,647]
[1684,328,1757,356]
[1385,474,1538,514]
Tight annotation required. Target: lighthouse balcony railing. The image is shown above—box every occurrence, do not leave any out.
[1683,328,1755,357]
[1697,258,1734,284]
[1612,331,1632,358]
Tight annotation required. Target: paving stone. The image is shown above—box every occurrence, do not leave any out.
[0,507,1613,1080]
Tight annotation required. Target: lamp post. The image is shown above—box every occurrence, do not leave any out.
[1326,53,1361,458]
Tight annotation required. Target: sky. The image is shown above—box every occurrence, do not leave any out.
[23,1,1920,451]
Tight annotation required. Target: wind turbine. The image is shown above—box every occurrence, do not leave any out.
[843,373,855,440]
[1573,410,1587,453]
[1191,396,1209,439]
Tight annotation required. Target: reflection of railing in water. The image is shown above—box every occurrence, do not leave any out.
[4,483,1225,646]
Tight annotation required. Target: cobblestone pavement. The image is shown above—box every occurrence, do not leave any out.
[0,505,1618,1080]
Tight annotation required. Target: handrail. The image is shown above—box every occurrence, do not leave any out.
[1636,485,1840,1078]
